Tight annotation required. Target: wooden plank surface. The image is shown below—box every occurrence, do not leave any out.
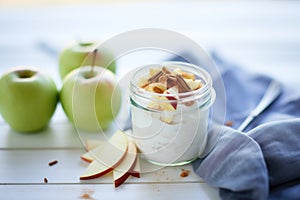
[0,149,203,184]
[0,183,219,200]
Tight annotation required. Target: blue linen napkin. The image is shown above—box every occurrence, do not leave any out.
[171,52,300,200]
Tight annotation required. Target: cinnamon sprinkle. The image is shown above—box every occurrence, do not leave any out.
[166,75,177,89]
[176,74,191,93]
[48,160,58,166]
[44,177,48,183]
[148,70,164,84]
[225,121,234,127]
[180,169,191,177]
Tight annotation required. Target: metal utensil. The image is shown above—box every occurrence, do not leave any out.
[237,80,282,132]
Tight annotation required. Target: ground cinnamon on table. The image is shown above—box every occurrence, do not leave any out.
[225,121,234,127]
[44,177,48,183]
[180,169,191,178]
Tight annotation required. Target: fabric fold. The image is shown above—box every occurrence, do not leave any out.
[193,125,268,200]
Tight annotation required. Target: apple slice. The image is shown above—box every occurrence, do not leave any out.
[145,83,167,94]
[81,139,105,162]
[113,140,137,187]
[86,139,105,151]
[80,131,128,180]
[164,86,179,110]
[149,67,161,76]
[185,79,202,90]
[160,115,174,124]
[81,152,94,163]
[129,156,141,178]
[81,131,127,162]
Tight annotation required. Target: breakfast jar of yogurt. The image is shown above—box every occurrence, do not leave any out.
[129,62,215,166]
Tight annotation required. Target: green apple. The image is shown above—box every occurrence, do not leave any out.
[60,66,122,132]
[0,67,58,132]
[58,41,116,79]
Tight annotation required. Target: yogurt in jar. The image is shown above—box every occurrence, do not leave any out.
[130,62,215,166]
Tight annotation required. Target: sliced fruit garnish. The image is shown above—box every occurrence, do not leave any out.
[149,96,177,111]
[172,68,195,80]
[149,67,161,76]
[85,139,105,151]
[129,156,141,178]
[164,86,179,110]
[185,79,202,90]
[145,82,167,94]
[80,131,128,180]
[160,115,174,124]
[113,140,137,187]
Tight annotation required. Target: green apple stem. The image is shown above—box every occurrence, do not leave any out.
[89,49,97,77]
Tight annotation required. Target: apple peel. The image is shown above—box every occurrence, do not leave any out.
[129,156,141,178]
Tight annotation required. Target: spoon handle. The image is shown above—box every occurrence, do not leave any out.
[237,80,282,132]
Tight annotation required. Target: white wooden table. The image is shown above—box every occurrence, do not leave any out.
[0,1,300,199]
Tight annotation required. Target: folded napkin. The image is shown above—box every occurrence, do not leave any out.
[171,52,300,200]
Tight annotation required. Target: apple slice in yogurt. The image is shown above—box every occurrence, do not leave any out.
[164,86,179,110]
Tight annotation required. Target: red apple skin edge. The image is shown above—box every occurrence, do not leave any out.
[80,167,112,181]
[128,158,140,178]
[165,95,177,109]
[129,171,140,179]
[80,155,93,163]
[79,146,128,180]
[114,156,138,188]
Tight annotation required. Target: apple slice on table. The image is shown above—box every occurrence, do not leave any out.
[80,131,128,180]
[85,139,105,151]
[129,156,141,178]
[113,140,138,187]
[81,140,104,162]
[81,131,127,163]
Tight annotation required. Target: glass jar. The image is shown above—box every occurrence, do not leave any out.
[129,62,215,166]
